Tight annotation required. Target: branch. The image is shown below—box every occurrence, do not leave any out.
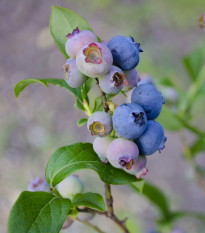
[95,78,130,233]
[180,132,205,196]
[77,218,106,233]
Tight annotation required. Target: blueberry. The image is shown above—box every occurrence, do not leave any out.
[112,103,147,139]
[64,58,88,88]
[106,138,139,170]
[134,120,167,156]
[77,210,95,221]
[61,216,74,229]
[123,69,138,91]
[65,27,98,58]
[93,136,114,163]
[137,73,153,86]
[27,177,49,192]
[124,155,148,179]
[107,35,143,71]
[76,42,113,78]
[131,83,164,120]
[56,175,84,199]
[87,111,113,137]
[99,66,126,94]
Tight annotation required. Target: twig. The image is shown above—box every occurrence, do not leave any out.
[179,131,205,196]
[77,218,106,233]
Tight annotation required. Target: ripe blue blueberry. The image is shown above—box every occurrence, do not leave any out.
[123,155,148,179]
[112,103,147,139]
[93,136,114,163]
[64,58,88,88]
[123,69,138,91]
[76,42,113,78]
[99,66,127,94]
[65,27,98,58]
[134,120,167,156]
[107,35,143,71]
[56,175,84,199]
[106,138,139,170]
[87,111,113,137]
[131,83,164,120]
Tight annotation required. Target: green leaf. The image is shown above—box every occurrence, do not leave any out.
[156,77,175,87]
[129,182,171,220]
[170,211,205,224]
[46,143,137,186]
[157,106,182,131]
[77,118,88,127]
[49,6,95,58]
[71,192,105,211]
[183,49,204,81]
[81,79,95,101]
[190,135,205,156]
[14,78,84,111]
[92,96,103,112]
[8,191,71,233]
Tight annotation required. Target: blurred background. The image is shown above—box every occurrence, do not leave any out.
[0,0,205,232]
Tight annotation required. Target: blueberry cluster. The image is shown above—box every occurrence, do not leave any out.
[64,27,167,179]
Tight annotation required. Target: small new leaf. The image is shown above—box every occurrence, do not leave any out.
[71,192,105,211]
[77,118,88,127]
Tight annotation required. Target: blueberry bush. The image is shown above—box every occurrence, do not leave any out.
[7,6,205,233]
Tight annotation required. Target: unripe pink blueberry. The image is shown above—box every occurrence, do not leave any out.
[27,177,49,192]
[56,175,84,200]
[77,210,95,221]
[64,58,88,88]
[61,216,74,230]
[123,155,148,179]
[76,42,113,78]
[65,27,98,58]
[123,69,138,91]
[137,73,153,86]
[99,66,127,94]
[93,136,114,163]
[87,111,113,137]
[107,138,139,170]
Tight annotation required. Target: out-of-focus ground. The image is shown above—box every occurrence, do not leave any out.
[0,0,205,232]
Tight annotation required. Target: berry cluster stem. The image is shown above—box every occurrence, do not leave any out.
[95,78,109,113]
[95,78,130,233]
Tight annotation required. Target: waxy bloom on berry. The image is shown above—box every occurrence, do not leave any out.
[56,175,84,199]
[107,138,139,170]
[123,68,138,91]
[123,155,148,179]
[134,120,167,156]
[76,42,113,78]
[64,58,88,88]
[107,35,143,71]
[27,177,49,192]
[87,111,113,137]
[112,103,147,139]
[93,136,113,163]
[131,83,164,120]
[99,66,127,94]
[65,27,98,58]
